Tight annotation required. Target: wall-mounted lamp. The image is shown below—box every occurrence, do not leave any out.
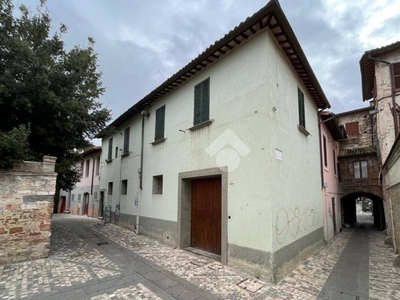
[141,110,150,117]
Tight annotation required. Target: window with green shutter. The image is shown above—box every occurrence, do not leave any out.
[194,78,210,126]
[155,105,165,141]
[298,87,305,128]
[107,137,113,161]
[123,127,130,154]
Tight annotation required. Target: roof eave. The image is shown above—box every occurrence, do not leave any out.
[98,0,330,138]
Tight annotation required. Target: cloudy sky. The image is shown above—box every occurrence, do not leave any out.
[17,0,400,119]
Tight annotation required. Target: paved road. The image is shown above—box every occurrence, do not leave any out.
[1,212,399,300]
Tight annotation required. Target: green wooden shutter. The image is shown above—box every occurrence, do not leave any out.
[201,78,210,123]
[123,127,130,153]
[108,137,113,160]
[194,84,202,125]
[298,88,305,128]
[155,106,165,140]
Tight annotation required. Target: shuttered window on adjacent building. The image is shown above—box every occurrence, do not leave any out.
[123,127,130,154]
[155,106,165,141]
[298,88,305,128]
[194,78,210,126]
[393,62,400,90]
[108,137,113,161]
[345,122,359,136]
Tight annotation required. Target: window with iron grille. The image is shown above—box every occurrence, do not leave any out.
[155,106,165,141]
[123,127,130,154]
[298,88,305,128]
[193,78,210,126]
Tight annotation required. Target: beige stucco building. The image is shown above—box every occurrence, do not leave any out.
[60,147,102,217]
[98,0,331,282]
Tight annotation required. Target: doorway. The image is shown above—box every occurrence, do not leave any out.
[191,177,222,255]
[59,196,66,213]
[178,167,228,264]
[83,193,89,215]
[99,191,104,218]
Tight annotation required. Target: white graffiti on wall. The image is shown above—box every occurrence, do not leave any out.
[275,206,316,245]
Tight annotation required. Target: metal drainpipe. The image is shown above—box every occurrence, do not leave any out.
[136,115,145,234]
[318,108,328,241]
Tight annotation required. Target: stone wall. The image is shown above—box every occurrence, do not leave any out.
[337,107,374,149]
[0,156,57,264]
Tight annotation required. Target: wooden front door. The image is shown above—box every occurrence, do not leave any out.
[191,177,221,255]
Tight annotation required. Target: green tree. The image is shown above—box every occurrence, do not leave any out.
[0,0,111,199]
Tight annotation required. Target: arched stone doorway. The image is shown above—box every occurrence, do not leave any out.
[341,192,386,230]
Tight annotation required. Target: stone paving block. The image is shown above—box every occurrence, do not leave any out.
[165,284,202,300]
[153,277,180,290]
[120,272,145,285]
[143,271,167,281]
[83,277,126,295]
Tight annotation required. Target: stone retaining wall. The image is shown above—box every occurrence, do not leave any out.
[0,156,57,264]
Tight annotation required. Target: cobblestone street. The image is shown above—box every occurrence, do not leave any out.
[0,214,399,299]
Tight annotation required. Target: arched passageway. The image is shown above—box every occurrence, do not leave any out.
[341,192,386,230]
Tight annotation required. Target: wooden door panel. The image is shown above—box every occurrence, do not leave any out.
[191,177,221,255]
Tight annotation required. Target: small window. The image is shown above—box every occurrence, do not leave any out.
[108,182,113,195]
[94,191,98,200]
[323,135,328,168]
[153,175,163,194]
[121,180,128,195]
[107,138,113,161]
[393,62,400,91]
[95,156,100,175]
[123,127,130,154]
[85,159,90,177]
[194,78,210,126]
[71,194,75,202]
[354,161,368,178]
[298,88,305,128]
[78,194,81,201]
[333,149,337,175]
[346,122,359,136]
[115,147,118,158]
[155,106,166,141]
[80,161,84,178]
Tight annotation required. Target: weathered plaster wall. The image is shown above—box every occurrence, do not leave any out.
[100,30,323,282]
[0,156,57,264]
[321,121,341,242]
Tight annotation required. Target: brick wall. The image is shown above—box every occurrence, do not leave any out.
[0,156,57,264]
[338,154,381,197]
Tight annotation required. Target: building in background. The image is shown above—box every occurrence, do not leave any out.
[60,147,102,217]
[97,0,331,283]
[319,112,346,242]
